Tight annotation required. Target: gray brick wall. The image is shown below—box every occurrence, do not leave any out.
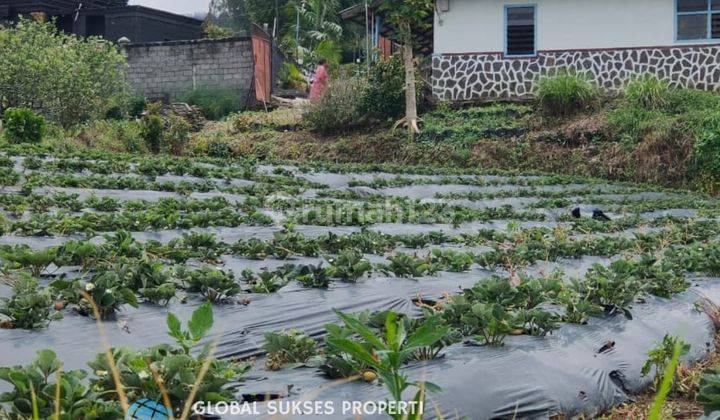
[120,37,255,106]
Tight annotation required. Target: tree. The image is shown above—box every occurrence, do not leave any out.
[0,19,126,126]
[378,0,433,139]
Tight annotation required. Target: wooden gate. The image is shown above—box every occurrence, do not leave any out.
[251,24,272,103]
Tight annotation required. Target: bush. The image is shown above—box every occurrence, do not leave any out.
[536,71,598,116]
[164,114,190,155]
[0,19,126,126]
[303,77,364,134]
[207,138,233,158]
[128,95,148,119]
[691,112,720,192]
[140,103,164,153]
[625,74,670,109]
[104,93,147,120]
[2,107,45,144]
[279,62,308,90]
[182,87,240,120]
[360,56,406,122]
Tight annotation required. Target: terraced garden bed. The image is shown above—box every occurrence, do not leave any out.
[0,149,719,419]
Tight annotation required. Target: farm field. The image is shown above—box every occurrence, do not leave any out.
[1,148,720,419]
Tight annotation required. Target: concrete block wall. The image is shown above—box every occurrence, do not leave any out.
[120,37,254,105]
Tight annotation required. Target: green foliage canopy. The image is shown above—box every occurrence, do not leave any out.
[0,19,127,126]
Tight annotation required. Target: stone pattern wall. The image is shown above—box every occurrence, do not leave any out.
[121,37,254,104]
[432,45,720,101]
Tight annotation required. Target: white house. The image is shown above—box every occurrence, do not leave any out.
[432,0,720,101]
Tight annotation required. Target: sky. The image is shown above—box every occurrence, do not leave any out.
[129,0,211,17]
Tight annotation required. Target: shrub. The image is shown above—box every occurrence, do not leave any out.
[164,114,191,155]
[2,107,45,144]
[0,19,126,125]
[128,95,148,119]
[182,87,240,120]
[72,120,143,153]
[536,71,598,116]
[303,77,364,134]
[207,138,233,158]
[625,74,671,109]
[691,112,720,192]
[279,62,308,90]
[104,92,147,120]
[140,104,165,154]
[360,56,407,122]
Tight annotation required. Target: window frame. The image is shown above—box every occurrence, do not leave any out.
[675,0,720,42]
[504,4,538,57]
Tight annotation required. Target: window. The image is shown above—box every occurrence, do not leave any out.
[505,5,536,56]
[677,0,720,41]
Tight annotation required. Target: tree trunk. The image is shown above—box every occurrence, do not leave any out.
[402,23,419,140]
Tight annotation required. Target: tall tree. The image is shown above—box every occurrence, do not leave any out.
[378,0,433,139]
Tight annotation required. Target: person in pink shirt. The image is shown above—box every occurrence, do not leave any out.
[309,59,329,101]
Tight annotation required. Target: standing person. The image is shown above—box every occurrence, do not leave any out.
[309,59,329,101]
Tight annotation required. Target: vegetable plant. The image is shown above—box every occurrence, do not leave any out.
[263,329,319,371]
[177,266,240,303]
[0,274,61,329]
[0,350,120,419]
[325,249,372,281]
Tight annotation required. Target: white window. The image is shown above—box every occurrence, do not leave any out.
[677,0,720,40]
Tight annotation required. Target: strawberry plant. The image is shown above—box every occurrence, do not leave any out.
[0,350,121,419]
[0,274,61,329]
[177,266,240,302]
[325,249,372,281]
[242,266,294,293]
[52,271,138,319]
[263,329,319,370]
[294,264,332,288]
[571,261,645,318]
[89,302,250,412]
[428,248,474,272]
[0,245,57,277]
[381,253,439,278]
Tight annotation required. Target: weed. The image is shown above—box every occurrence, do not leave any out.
[327,310,447,419]
[536,71,598,116]
[642,334,691,392]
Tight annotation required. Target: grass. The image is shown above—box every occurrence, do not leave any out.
[603,330,720,419]
[536,72,599,116]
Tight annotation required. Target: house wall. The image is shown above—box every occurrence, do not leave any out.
[432,0,720,101]
[120,38,255,105]
[434,0,676,54]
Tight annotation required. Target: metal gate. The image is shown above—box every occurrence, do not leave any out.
[251,24,272,104]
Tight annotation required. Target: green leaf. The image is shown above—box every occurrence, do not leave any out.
[120,288,138,308]
[326,337,379,369]
[35,349,59,377]
[167,312,181,337]
[188,301,213,340]
[335,310,386,351]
